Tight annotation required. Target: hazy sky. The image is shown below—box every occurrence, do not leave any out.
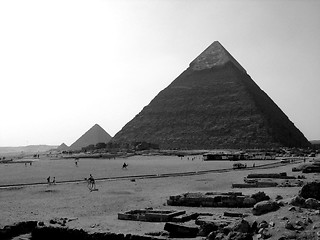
[1,0,319,147]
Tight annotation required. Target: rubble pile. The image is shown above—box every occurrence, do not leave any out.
[0,221,38,240]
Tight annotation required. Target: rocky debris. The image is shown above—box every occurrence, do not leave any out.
[305,198,320,209]
[198,222,217,236]
[258,220,268,229]
[251,220,274,239]
[290,195,306,207]
[194,218,257,239]
[278,232,298,240]
[251,191,270,203]
[284,221,295,230]
[32,226,161,240]
[289,195,320,210]
[252,200,280,216]
[0,221,38,240]
[299,182,320,200]
[257,228,272,239]
[313,222,320,230]
[230,219,251,233]
[277,200,285,207]
[243,197,257,207]
[284,220,308,232]
[164,222,199,238]
[206,231,217,240]
[225,231,253,240]
[288,206,296,211]
[48,217,77,227]
[195,217,231,229]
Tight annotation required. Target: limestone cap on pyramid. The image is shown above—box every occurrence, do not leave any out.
[189,41,246,73]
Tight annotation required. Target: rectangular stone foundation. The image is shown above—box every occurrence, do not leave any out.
[118,209,186,222]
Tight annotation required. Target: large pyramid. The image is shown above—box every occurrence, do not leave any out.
[69,124,112,151]
[113,41,310,149]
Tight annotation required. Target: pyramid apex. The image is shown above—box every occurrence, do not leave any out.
[190,41,246,73]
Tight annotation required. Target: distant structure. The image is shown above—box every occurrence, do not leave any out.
[56,143,69,151]
[113,41,310,149]
[69,124,112,151]
[310,140,320,150]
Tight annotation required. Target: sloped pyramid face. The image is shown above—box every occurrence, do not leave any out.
[57,143,69,151]
[113,41,310,149]
[69,124,112,151]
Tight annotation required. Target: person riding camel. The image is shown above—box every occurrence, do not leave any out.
[122,162,128,169]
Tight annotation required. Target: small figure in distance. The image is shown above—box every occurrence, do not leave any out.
[253,163,255,168]
[122,162,128,170]
[87,174,95,191]
[47,176,51,185]
[52,177,56,185]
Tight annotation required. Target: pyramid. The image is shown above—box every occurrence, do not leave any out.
[69,124,112,151]
[113,41,310,149]
[57,143,69,151]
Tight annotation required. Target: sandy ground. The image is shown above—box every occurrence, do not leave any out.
[0,156,319,238]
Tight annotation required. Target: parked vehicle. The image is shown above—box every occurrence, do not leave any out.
[233,163,247,169]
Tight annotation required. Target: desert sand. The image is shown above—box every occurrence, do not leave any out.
[1,155,319,239]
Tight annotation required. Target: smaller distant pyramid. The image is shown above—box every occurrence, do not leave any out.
[69,124,112,151]
[57,143,69,151]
